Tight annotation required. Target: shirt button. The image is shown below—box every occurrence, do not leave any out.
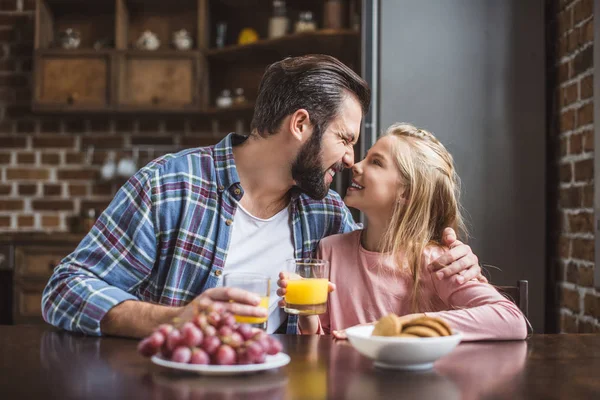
[215,270,222,277]
[233,188,241,195]
[225,219,233,226]
[218,185,225,192]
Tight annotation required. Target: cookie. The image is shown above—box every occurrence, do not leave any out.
[396,333,419,338]
[402,325,441,337]
[372,313,402,336]
[403,317,452,336]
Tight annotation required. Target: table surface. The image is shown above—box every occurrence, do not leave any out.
[0,325,599,400]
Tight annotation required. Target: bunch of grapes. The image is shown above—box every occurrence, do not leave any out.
[137,307,283,366]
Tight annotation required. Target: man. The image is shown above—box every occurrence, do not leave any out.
[42,55,482,338]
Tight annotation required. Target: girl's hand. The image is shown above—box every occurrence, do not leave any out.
[332,314,426,340]
[276,272,336,308]
[332,322,376,340]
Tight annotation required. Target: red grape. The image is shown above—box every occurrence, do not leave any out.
[181,322,203,347]
[203,325,217,337]
[201,335,221,355]
[227,332,243,349]
[254,351,266,364]
[166,329,183,352]
[266,337,283,355]
[156,324,174,338]
[236,348,252,365]
[245,341,265,363]
[190,348,210,365]
[218,326,233,338]
[137,336,158,357]
[171,346,192,363]
[237,324,254,341]
[220,314,236,327]
[256,336,271,353]
[193,314,208,329]
[214,344,236,365]
[207,311,221,327]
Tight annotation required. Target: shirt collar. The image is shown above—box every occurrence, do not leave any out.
[213,133,247,193]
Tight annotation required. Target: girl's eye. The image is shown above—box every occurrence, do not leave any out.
[372,159,382,166]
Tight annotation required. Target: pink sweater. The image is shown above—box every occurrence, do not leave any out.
[314,230,527,341]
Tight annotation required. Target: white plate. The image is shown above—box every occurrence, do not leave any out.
[151,352,291,376]
[346,325,462,371]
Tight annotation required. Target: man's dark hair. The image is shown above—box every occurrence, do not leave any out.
[250,54,371,138]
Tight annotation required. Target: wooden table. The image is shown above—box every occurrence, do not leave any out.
[0,325,598,399]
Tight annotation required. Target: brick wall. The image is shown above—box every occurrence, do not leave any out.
[548,0,597,333]
[0,1,239,232]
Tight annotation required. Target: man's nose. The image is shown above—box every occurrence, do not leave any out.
[343,147,355,168]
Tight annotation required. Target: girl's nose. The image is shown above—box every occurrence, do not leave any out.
[352,160,363,175]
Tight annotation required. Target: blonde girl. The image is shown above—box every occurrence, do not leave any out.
[277,123,527,341]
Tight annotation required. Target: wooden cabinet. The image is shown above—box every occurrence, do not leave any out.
[0,235,82,325]
[12,245,73,324]
[34,51,112,111]
[14,281,45,323]
[32,0,362,120]
[117,52,204,110]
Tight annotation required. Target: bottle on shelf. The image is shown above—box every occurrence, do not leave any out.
[295,11,317,33]
[269,0,289,39]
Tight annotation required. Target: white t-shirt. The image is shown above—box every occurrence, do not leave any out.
[217,201,294,333]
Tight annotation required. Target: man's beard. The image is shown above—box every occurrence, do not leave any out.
[291,129,329,200]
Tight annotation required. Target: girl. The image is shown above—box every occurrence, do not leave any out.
[277,123,528,341]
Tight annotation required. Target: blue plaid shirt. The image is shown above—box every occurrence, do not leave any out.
[42,133,359,336]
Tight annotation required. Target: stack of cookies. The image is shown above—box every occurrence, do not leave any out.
[372,314,452,338]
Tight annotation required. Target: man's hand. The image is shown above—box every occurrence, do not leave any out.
[176,287,268,325]
[430,227,487,284]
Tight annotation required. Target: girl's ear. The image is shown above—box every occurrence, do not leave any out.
[397,187,408,203]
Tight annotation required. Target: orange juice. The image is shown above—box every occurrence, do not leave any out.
[284,278,329,315]
[234,296,269,324]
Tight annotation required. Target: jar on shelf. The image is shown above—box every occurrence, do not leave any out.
[233,88,246,105]
[324,0,344,30]
[295,11,317,33]
[216,89,233,108]
[269,0,289,38]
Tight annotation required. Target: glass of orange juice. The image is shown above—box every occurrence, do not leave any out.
[284,259,330,315]
[223,272,270,330]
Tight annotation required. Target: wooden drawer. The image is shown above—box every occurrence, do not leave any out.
[14,246,71,280]
[117,52,203,110]
[0,244,12,271]
[34,53,111,110]
[13,280,46,324]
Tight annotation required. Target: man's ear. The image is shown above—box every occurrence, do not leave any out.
[288,109,311,143]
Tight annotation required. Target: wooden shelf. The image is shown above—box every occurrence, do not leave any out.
[205,102,255,115]
[206,29,360,62]
[35,49,116,56]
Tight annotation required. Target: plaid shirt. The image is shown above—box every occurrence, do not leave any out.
[42,133,359,336]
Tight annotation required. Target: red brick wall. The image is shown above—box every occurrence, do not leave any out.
[548,0,597,333]
[0,2,238,231]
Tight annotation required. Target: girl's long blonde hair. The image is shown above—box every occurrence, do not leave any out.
[380,123,468,311]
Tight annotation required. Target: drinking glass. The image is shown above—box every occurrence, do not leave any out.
[284,259,330,315]
[223,272,270,330]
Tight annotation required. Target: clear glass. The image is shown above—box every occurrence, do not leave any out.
[284,259,330,315]
[223,272,270,330]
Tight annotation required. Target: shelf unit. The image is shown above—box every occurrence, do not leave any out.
[32,0,362,120]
